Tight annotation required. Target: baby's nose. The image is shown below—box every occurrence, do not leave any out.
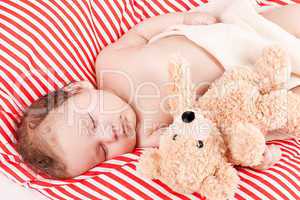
[181,111,195,123]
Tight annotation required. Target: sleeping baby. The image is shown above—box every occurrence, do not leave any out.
[16,0,300,179]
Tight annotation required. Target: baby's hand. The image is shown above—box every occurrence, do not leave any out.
[183,12,218,25]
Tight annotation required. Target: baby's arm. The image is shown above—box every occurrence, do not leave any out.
[103,11,217,50]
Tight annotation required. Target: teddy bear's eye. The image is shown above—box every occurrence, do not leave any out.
[196,140,204,148]
[172,134,178,141]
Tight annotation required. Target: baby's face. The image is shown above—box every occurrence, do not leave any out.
[35,87,137,177]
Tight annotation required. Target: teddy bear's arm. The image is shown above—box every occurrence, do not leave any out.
[199,163,239,200]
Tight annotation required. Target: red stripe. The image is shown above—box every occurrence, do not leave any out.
[188,0,201,7]
[0,141,11,155]
[254,170,297,199]
[133,1,151,18]
[118,165,174,200]
[0,15,68,87]
[92,4,116,44]
[141,0,160,16]
[81,180,117,200]
[0,162,25,183]
[95,2,121,38]
[276,163,300,181]
[0,94,21,120]
[105,0,125,36]
[70,0,100,53]
[1,47,43,98]
[237,183,261,199]
[93,176,134,200]
[164,0,181,12]
[0,114,16,145]
[17,0,95,83]
[114,0,132,32]
[0,25,62,90]
[281,158,300,172]
[152,0,169,13]
[151,179,193,200]
[126,0,142,22]
[267,0,289,5]
[291,0,300,3]
[2,3,83,83]
[108,173,152,200]
[43,188,67,200]
[270,167,300,193]
[67,184,102,200]
[47,0,96,66]
[2,155,35,180]
[55,186,82,200]
[174,0,190,10]
[239,174,271,199]
[234,193,246,200]
[241,169,288,199]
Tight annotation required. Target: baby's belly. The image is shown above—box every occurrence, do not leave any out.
[132,35,224,135]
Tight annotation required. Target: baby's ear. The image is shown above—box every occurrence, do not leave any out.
[63,80,94,95]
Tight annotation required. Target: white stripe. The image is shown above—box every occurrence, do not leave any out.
[0,99,12,114]
[240,170,284,200]
[279,157,300,176]
[1,160,30,182]
[119,166,169,200]
[0,41,46,95]
[61,185,89,200]
[0,114,19,145]
[147,0,167,14]
[89,4,112,46]
[88,178,127,200]
[111,169,160,199]
[168,0,188,11]
[255,170,295,200]
[237,180,261,199]
[137,0,157,17]
[101,175,145,199]
[0,71,31,106]
[0,21,65,89]
[47,0,97,66]
[268,166,298,193]
[75,182,110,200]
[93,2,119,41]
[102,1,122,37]
[49,188,73,200]
[26,1,95,82]
[0,90,22,115]
[156,0,179,12]
[1,52,39,100]
[1,3,79,82]
[38,189,56,200]
[124,165,188,200]
[63,1,99,55]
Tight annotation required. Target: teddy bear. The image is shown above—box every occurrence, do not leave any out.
[195,46,300,169]
[137,58,240,200]
[137,46,300,199]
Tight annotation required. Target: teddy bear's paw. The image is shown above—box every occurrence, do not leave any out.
[255,46,290,92]
[200,165,239,200]
[253,145,282,170]
[225,123,266,167]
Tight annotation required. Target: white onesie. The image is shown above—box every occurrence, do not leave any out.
[149,0,300,89]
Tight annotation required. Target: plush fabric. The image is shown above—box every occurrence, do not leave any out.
[0,0,299,199]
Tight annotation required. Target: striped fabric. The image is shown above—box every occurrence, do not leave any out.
[0,0,299,199]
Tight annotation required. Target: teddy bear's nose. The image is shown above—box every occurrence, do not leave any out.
[181,111,195,123]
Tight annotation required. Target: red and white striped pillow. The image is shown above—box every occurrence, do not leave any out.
[0,0,299,199]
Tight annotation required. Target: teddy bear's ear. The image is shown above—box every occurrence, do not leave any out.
[254,45,291,92]
[166,56,195,114]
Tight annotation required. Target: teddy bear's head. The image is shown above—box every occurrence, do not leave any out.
[137,58,236,195]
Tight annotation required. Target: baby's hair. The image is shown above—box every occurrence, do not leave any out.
[16,81,80,179]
